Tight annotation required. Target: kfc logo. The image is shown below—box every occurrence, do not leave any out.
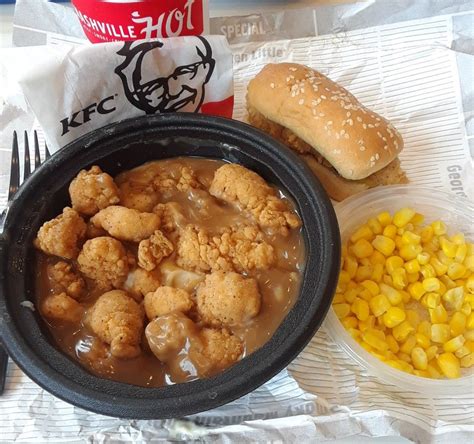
[114,37,215,114]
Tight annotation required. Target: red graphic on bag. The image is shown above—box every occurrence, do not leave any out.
[72,0,209,43]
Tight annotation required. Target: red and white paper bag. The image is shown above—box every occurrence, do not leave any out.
[18,35,233,151]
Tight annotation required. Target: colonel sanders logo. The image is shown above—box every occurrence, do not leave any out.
[115,36,215,114]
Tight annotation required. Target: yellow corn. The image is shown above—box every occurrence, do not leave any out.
[402,231,421,245]
[432,221,447,236]
[342,316,358,329]
[464,329,474,341]
[393,320,415,342]
[350,225,373,243]
[348,328,361,340]
[404,259,421,274]
[333,293,345,304]
[333,303,351,319]
[437,353,460,378]
[418,320,432,339]
[426,345,439,361]
[455,244,467,263]
[411,347,428,370]
[466,275,474,294]
[393,208,416,228]
[357,289,372,302]
[386,334,399,354]
[372,235,396,256]
[447,263,467,280]
[362,329,388,352]
[443,287,465,312]
[437,250,453,266]
[392,268,408,290]
[400,244,422,261]
[398,352,411,363]
[361,280,379,296]
[407,272,420,284]
[400,335,417,354]
[344,288,359,304]
[382,307,406,328]
[429,304,448,324]
[444,335,465,353]
[429,258,448,276]
[431,324,451,343]
[377,211,392,227]
[383,275,394,286]
[367,218,383,235]
[422,277,441,292]
[386,256,404,274]
[422,292,441,309]
[411,213,425,225]
[406,310,420,327]
[449,312,467,337]
[415,332,430,349]
[461,303,472,316]
[386,360,404,371]
[416,252,430,266]
[355,265,373,282]
[440,237,457,258]
[421,226,434,243]
[451,233,465,245]
[468,313,474,329]
[427,362,441,378]
[351,298,369,321]
[460,353,474,368]
[383,224,397,239]
[369,294,391,317]
[379,283,403,305]
[370,251,386,265]
[421,264,436,279]
[408,282,426,300]
[372,263,384,282]
[343,255,358,278]
[465,255,474,272]
[455,345,470,359]
[440,275,457,290]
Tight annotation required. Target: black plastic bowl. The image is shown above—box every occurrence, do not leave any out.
[0,113,340,419]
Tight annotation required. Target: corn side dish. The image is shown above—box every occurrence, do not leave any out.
[333,207,474,379]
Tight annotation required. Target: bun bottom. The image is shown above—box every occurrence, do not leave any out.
[248,106,408,201]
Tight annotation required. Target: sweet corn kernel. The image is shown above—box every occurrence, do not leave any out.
[380,283,402,305]
[440,275,457,290]
[377,211,392,227]
[393,208,416,228]
[400,335,417,354]
[369,294,391,317]
[350,225,373,243]
[383,275,393,286]
[342,316,358,329]
[455,345,470,359]
[361,280,379,296]
[461,303,472,316]
[392,268,408,290]
[437,251,453,266]
[400,244,422,261]
[408,282,426,300]
[444,335,465,353]
[343,255,358,278]
[393,320,415,342]
[360,341,374,353]
[406,310,420,327]
[466,276,474,294]
[427,363,441,378]
[370,251,386,265]
[333,303,351,319]
[423,293,441,309]
[432,221,447,236]
[382,307,406,328]
[386,256,404,274]
[464,329,474,341]
[422,277,441,292]
[407,272,420,284]
[431,324,451,343]
[367,218,383,235]
[421,226,434,243]
[339,270,350,285]
[386,334,399,354]
[418,320,432,338]
[348,328,361,340]
[465,255,474,272]
[413,370,431,378]
[468,313,474,330]
[351,298,370,321]
[402,231,421,245]
[421,264,436,279]
[372,263,384,282]
[411,347,428,370]
[358,289,373,302]
[455,244,467,263]
[461,353,474,368]
[416,252,431,265]
[404,259,420,274]
[344,288,359,304]
[383,224,397,239]
[440,237,457,258]
[386,360,404,371]
[447,263,467,280]
[449,312,467,337]
[428,304,448,324]
[352,239,374,259]
[467,340,474,352]
[372,235,396,256]
[443,287,465,311]
[362,329,388,352]
[415,332,430,349]
[333,294,345,304]
[397,352,411,363]
[359,316,376,332]
[429,258,448,277]
[437,353,460,378]
[355,265,373,282]
[426,345,439,361]
[411,213,425,225]
[451,232,465,245]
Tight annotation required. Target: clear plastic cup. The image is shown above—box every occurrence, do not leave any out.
[324,185,474,395]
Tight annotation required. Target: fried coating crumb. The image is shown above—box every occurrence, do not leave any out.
[189,328,243,377]
[144,286,193,320]
[69,165,120,216]
[87,290,144,359]
[196,271,261,327]
[153,166,202,193]
[47,261,86,300]
[145,312,197,363]
[138,230,174,271]
[176,224,275,273]
[77,237,129,289]
[209,164,301,235]
[118,182,159,213]
[123,268,161,301]
[90,205,161,243]
[41,292,83,323]
[34,207,86,259]
[153,202,186,233]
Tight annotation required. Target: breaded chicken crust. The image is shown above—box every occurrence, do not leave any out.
[41,292,83,323]
[47,261,86,300]
[144,286,193,320]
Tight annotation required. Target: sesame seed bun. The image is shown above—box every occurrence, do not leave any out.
[247,63,404,181]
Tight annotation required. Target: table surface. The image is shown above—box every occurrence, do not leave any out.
[0,2,410,442]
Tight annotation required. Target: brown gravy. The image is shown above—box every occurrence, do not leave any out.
[35,158,305,387]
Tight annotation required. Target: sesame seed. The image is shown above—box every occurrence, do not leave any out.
[340,129,346,135]
[333,149,341,154]
[312,109,317,115]
[286,77,291,82]
[342,120,347,126]
[370,161,376,167]
[375,123,381,127]
[375,153,380,160]
[360,146,366,151]
[321,95,327,100]
[289,67,297,72]
[291,92,296,97]
[346,112,351,117]
[383,145,388,150]
[319,113,325,117]
[377,131,382,137]
[368,123,374,128]
[357,117,362,122]
[270,83,275,89]
[336,133,340,139]
[348,119,353,126]
[327,120,333,125]
[344,133,350,139]
[298,99,304,105]
[370,156,375,161]
[376,117,381,121]
[363,124,367,130]
[382,136,387,142]
[301,88,305,93]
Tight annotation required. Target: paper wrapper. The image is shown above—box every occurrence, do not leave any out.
[0,0,473,442]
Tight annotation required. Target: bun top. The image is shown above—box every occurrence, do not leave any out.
[247,63,404,180]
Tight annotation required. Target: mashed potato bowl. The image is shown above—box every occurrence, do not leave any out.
[0,113,339,419]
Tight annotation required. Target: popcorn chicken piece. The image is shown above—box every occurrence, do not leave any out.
[189,328,243,377]
[176,224,275,273]
[85,221,107,239]
[41,292,83,323]
[144,286,193,320]
[138,230,174,271]
[145,312,197,363]
[123,268,161,302]
[47,261,86,300]
[87,290,144,359]
[118,182,159,213]
[77,237,129,289]
[34,207,86,259]
[90,206,161,242]
[69,165,120,216]
[196,271,261,327]
[153,166,202,193]
[153,202,186,233]
[209,164,301,235]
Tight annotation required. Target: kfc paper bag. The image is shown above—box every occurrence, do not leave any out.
[18,35,233,151]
